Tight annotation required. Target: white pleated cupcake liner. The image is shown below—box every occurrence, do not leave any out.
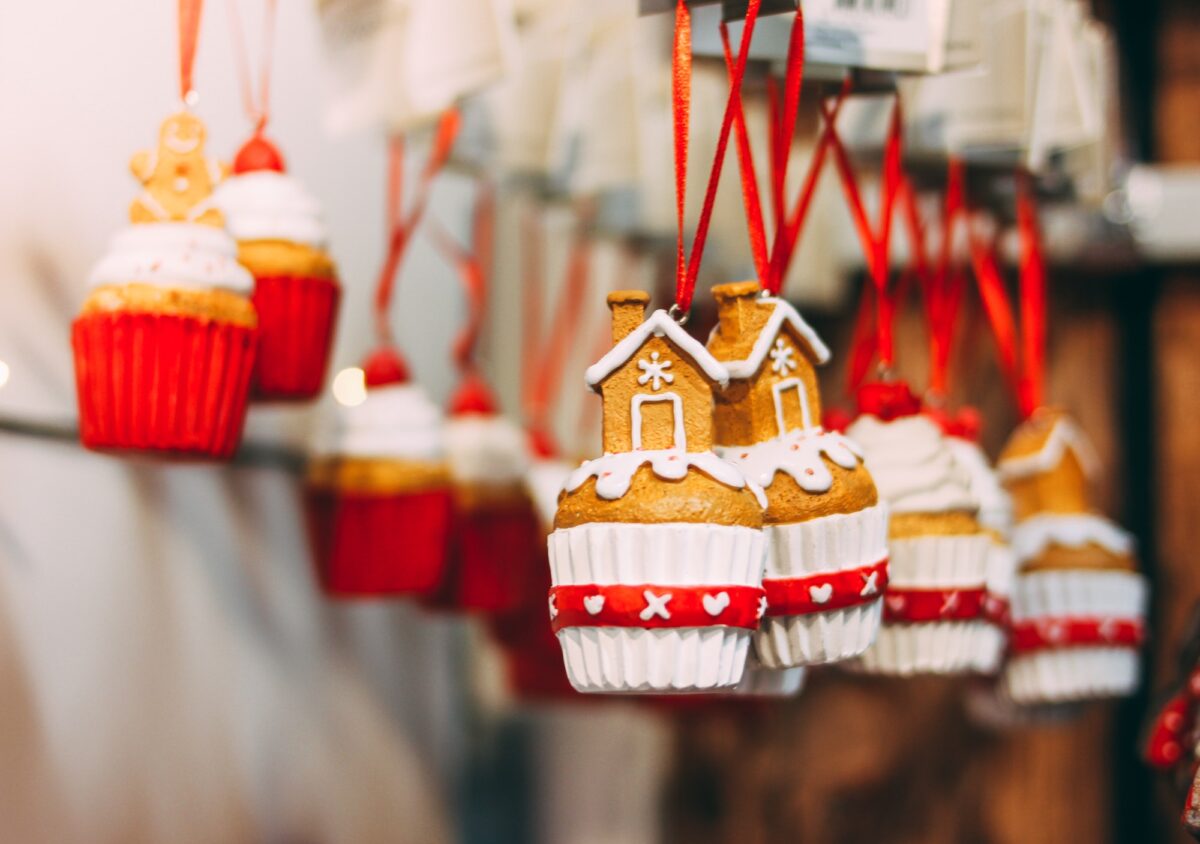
[968,624,1007,675]
[556,626,752,693]
[1002,568,1147,703]
[729,656,806,698]
[756,600,883,668]
[548,522,766,693]
[754,504,889,667]
[856,531,991,676]
[1003,648,1140,704]
[985,540,1018,600]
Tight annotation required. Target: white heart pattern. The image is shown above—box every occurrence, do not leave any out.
[702,591,731,616]
[885,594,906,613]
[1042,621,1066,643]
[808,583,833,605]
[583,594,605,615]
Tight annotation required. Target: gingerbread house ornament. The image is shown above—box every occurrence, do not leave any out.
[997,408,1147,703]
[706,282,888,667]
[548,291,767,694]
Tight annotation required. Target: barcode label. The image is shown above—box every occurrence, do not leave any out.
[832,0,910,16]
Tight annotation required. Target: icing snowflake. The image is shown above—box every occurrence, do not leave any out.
[769,338,797,374]
[637,351,674,391]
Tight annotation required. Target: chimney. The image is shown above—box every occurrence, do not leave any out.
[607,290,651,344]
[712,280,767,341]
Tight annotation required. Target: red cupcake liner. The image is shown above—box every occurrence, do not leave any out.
[447,502,542,613]
[305,485,454,598]
[251,273,340,402]
[72,310,257,459]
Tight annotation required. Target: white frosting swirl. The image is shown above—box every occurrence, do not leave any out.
[446,414,531,485]
[317,383,446,460]
[946,436,1013,536]
[845,414,978,515]
[212,171,328,247]
[88,222,253,294]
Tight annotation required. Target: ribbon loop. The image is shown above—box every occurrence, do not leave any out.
[178,0,205,103]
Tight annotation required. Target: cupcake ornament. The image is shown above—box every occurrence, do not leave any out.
[707,282,888,668]
[306,348,454,596]
[549,292,767,693]
[997,409,1146,703]
[848,383,992,675]
[73,99,257,457]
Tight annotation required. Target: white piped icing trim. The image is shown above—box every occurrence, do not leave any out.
[213,170,329,247]
[714,297,831,378]
[718,428,862,493]
[88,222,253,294]
[1011,513,1134,562]
[563,449,767,508]
[997,416,1101,482]
[585,310,729,390]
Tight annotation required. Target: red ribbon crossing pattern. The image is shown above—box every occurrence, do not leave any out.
[548,584,765,633]
[882,587,987,623]
[1009,617,1145,655]
[761,559,888,617]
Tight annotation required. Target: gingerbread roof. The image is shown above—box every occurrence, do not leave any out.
[585,309,730,393]
[996,409,1100,482]
[705,282,830,378]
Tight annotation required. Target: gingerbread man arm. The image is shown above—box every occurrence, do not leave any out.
[130,150,154,184]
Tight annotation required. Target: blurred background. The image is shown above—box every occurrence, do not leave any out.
[1,0,1199,841]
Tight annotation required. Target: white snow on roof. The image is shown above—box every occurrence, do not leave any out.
[585,309,730,392]
[996,415,1101,482]
[716,297,831,379]
[1011,513,1133,561]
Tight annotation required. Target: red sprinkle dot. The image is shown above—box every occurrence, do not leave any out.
[790,444,800,451]
[805,468,814,475]
[668,455,678,460]
[740,452,749,459]
[601,472,612,478]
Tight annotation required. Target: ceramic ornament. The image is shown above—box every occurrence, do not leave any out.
[706,282,888,667]
[1144,608,1200,838]
[848,383,991,675]
[940,418,1018,674]
[213,136,341,401]
[730,650,806,699]
[442,375,540,613]
[548,291,767,694]
[305,348,454,597]
[72,110,258,458]
[997,408,1147,703]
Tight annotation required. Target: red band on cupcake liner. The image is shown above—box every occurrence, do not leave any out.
[549,584,765,632]
[983,594,1012,628]
[1009,617,1145,655]
[882,587,987,623]
[762,559,888,617]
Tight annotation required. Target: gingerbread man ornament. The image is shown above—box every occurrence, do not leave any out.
[129,111,227,226]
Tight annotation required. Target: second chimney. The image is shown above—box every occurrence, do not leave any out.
[607,290,651,344]
[711,280,766,342]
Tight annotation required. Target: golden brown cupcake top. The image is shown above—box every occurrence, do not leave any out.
[80,283,257,328]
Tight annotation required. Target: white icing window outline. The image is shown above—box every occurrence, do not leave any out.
[631,392,685,450]
[772,378,812,435]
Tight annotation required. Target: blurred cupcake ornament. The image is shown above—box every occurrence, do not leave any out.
[214,0,340,401]
[305,119,460,598]
[708,283,887,668]
[73,1,257,458]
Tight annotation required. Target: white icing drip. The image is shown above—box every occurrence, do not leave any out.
[212,171,329,248]
[88,222,253,294]
[946,436,1014,536]
[585,310,729,390]
[564,449,767,508]
[718,428,862,493]
[1012,513,1134,562]
[846,414,978,514]
[315,383,445,460]
[446,414,530,485]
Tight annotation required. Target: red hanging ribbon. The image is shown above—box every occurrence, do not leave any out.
[227,0,277,132]
[968,173,1047,419]
[372,110,461,349]
[178,0,205,102]
[672,0,761,313]
[431,183,495,375]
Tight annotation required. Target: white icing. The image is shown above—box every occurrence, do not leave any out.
[713,297,831,379]
[997,416,1100,482]
[212,170,329,248]
[563,449,767,508]
[1012,513,1134,562]
[446,413,531,485]
[946,436,1014,536]
[586,310,729,390]
[316,383,445,460]
[846,414,978,515]
[718,428,862,493]
[88,222,254,294]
